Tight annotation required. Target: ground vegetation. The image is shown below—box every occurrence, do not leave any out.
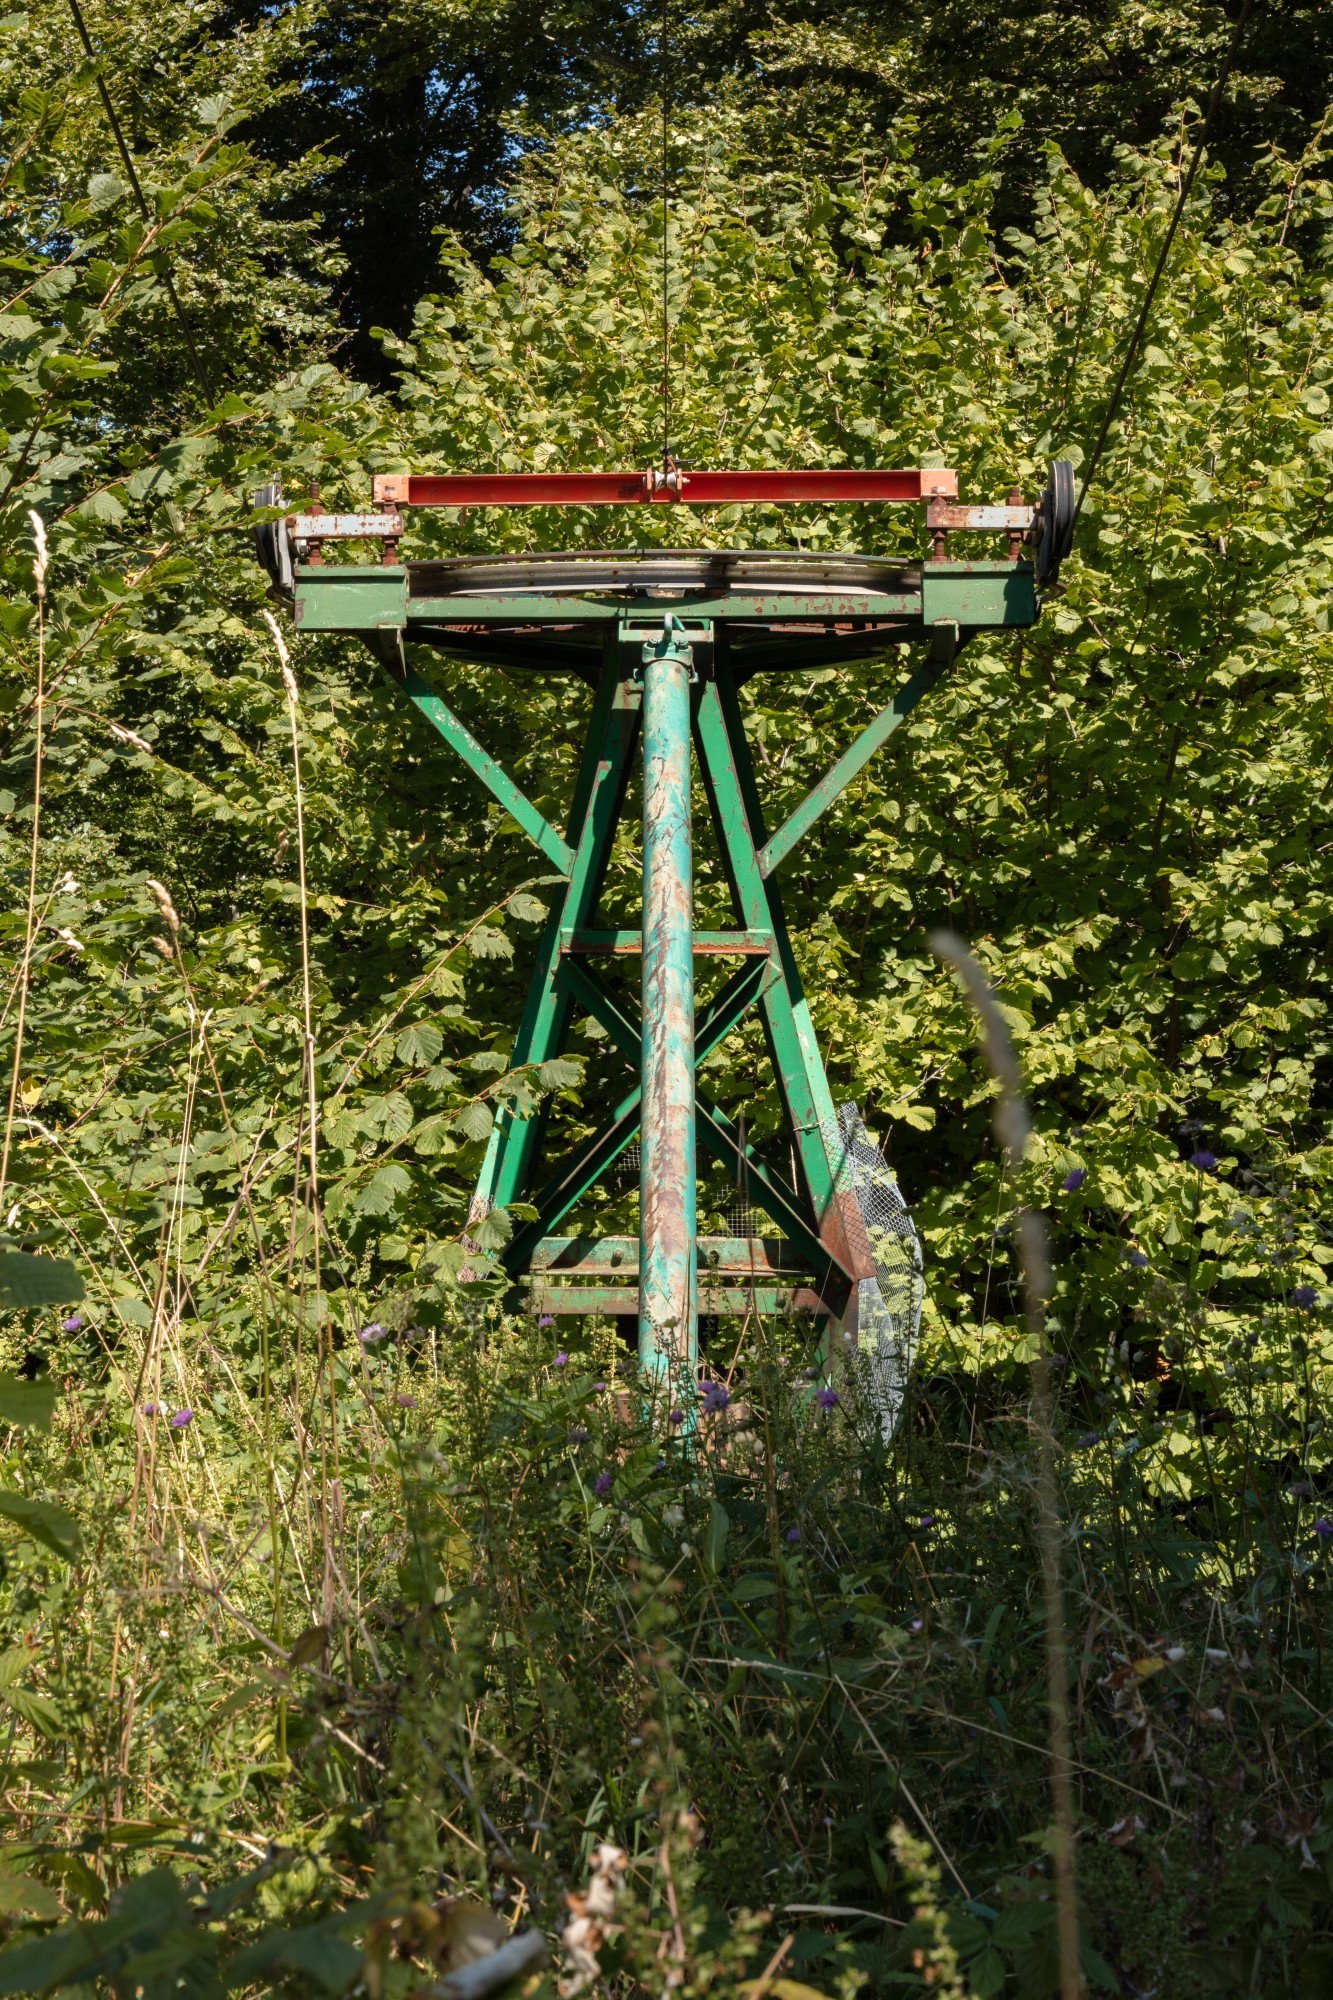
[0,1,1331,1994]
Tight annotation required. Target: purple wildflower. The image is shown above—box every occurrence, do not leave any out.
[170,1409,193,1429]
[593,1471,613,1498]
[919,1514,935,1529]
[61,1314,84,1332]
[700,1380,730,1416]
[1191,1150,1218,1173]
[554,1351,570,1367]
[394,1393,418,1408]
[358,1322,386,1346]
[669,1407,685,1427]
[1293,1286,1318,1311]
[785,1527,801,1545]
[1076,1431,1100,1449]
[568,1425,590,1445]
[815,1386,840,1411]
[538,1314,554,1327]
[1316,1519,1333,1541]
[142,1401,162,1416]
[592,1380,606,1392]
[1127,1250,1149,1269]
[1063,1168,1087,1193]
[910,1618,924,1632]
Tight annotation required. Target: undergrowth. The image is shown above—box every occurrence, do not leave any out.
[0,1292,1330,1998]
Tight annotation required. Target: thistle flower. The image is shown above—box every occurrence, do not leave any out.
[785,1526,801,1544]
[568,1425,589,1445]
[1063,1167,1087,1192]
[554,1350,569,1367]
[1293,1285,1318,1310]
[1190,1150,1218,1173]
[170,1409,193,1429]
[699,1380,729,1415]
[61,1314,83,1332]
[1316,1519,1333,1541]
[539,1314,554,1328]
[668,1408,684,1427]
[593,1471,613,1498]
[815,1386,839,1411]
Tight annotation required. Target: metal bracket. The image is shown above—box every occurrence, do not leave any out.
[638,612,697,681]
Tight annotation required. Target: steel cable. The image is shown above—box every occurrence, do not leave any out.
[65,0,216,405]
[660,0,671,467]
[1072,0,1259,530]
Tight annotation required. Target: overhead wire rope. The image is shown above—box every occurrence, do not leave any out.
[1071,0,1259,531]
[660,0,671,469]
[65,0,216,405]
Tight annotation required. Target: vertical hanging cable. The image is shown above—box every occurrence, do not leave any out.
[660,0,670,468]
[65,0,215,405]
[1071,0,1257,529]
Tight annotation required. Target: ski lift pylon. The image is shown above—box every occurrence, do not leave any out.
[253,458,1074,1422]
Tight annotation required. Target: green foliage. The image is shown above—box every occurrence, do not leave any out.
[0,3,1332,1996]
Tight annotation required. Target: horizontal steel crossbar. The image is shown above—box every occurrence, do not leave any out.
[561,928,772,955]
[531,1235,815,1275]
[525,1282,833,1318]
[372,469,959,508]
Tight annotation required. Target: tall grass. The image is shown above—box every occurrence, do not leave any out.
[0,538,1330,2000]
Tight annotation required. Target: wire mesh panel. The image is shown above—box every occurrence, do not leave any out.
[826,1103,923,1441]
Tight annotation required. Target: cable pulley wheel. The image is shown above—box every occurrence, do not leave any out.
[1033,459,1076,591]
[252,481,294,596]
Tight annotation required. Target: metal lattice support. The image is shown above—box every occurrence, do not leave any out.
[259,461,1070,1379]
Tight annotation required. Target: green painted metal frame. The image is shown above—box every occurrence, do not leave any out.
[294,554,1040,1366]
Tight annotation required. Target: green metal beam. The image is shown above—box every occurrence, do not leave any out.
[504,1091,644,1272]
[504,956,795,1271]
[292,559,1036,647]
[524,1282,832,1318]
[410,629,601,685]
[560,927,772,955]
[558,954,771,1069]
[406,591,923,625]
[402,663,575,875]
[531,1235,817,1274]
[758,650,952,877]
[695,1091,846,1287]
[474,656,640,1216]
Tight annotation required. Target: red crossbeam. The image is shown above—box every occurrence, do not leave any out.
[371,468,958,508]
